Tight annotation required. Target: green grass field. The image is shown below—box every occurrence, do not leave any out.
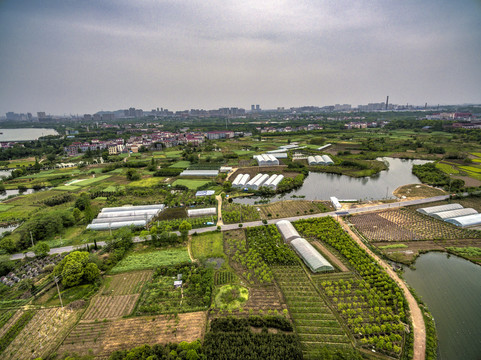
[127,177,165,187]
[110,247,191,274]
[172,179,211,190]
[191,231,224,260]
[165,150,183,158]
[75,175,112,186]
[54,185,81,191]
[169,161,191,168]
[0,204,14,212]
[436,162,459,174]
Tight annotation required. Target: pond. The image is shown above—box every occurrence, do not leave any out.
[0,224,19,237]
[402,252,481,360]
[0,188,45,201]
[234,157,431,204]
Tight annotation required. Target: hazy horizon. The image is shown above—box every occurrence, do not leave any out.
[1,0,480,115]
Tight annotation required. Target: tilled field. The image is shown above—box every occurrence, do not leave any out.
[101,270,152,296]
[57,311,207,358]
[82,294,139,320]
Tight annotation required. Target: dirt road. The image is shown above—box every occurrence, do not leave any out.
[337,217,426,360]
[216,194,223,226]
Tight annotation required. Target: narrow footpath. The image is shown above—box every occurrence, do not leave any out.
[337,217,426,360]
[215,194,223,226]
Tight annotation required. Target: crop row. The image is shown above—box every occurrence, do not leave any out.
[294,217,406,356]
[102,270,152,296]
[0,311,34,354]
[82,294,139,320]
[222,203,260,224]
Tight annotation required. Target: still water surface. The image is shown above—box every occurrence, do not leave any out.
[234,157,431,204]
[0,128,58,141]
[403,252,481,360]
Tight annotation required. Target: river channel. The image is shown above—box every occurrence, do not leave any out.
[234,157,431,204]
[402,252,481,360]
[0,128,58,141]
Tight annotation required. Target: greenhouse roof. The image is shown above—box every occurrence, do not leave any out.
[87,220,147,231]
[417,203,463,215]
[195,190,215,197]
[290,238,334,273]
[431,208,478,220]
[445,214,481,227]
[179,170,219,177]
[101,204,165,213]
[276,220,300,243]
[187,207,217,217]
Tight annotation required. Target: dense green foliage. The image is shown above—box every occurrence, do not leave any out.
[136,262,213,315]
[109,341,204,360]
[245,225,298,265]
[53,251,100,287]
[154,168,183,176]
[276,174,305,193]
[412,162,464,190]
[204,317,302,360]
[295,218,407,355]
[222,203,260,224]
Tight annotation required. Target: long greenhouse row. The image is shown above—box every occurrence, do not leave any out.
[276,220,334,272]
[417,203,481,228]
[232,173,284,190]
[307,155,334,166]
[87,204,165,230]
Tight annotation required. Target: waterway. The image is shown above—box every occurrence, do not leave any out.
[0,188,39,201]
[234,157,431,204]
[402,252,481,360]
[0,128,58,141]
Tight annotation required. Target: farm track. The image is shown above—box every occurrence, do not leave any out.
[337,217,426,360]
[311,241,350,272]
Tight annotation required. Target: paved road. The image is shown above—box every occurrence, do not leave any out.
[10,194,449,260]
[338,217,426,360]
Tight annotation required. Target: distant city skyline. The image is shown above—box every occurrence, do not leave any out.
[1,0,480,115]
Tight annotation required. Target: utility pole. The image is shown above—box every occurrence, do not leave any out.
[30,231,34,247]
[54,276,64,308]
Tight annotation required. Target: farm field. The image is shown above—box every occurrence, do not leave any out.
[101,270,152,296]
[172,179,212,190]
[2,308,79,360]
[272,265,352,359]
[127,177,165,187]
[221,202,260,224]
[258,200,332,220]
[0,310,22,338]
[57,311,207,358]
[169,160,191,168]
[82,294,139,320]
[348,208,481,242]
[110,247,191,274]
[191,231,225,260]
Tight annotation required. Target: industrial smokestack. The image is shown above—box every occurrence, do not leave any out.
[385,96,389,110]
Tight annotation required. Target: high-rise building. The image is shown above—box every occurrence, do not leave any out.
[251,105,255,111]
[256,105,260,111]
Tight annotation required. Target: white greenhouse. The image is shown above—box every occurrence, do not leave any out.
[251,174,270,190]
[87,204,164,231]
[187,207,217,217]
[322,155,334,165]
[92,215,151,224]
[97,209,160,218]
[276,220,300,243]
[431,208,478,220]
[87,220,147,231]
[101,204,165,213]
[314,155,325,165]
[246,173,264,189]
[445,214,481,228]
[262,174,278,188]
[417,203,463,215]
[307,156,317,165]
[254,154,279,166]
[330,196,342,210]
[231,174,244,187]
[269,174,284,190]
[290,238,334,273]
[179,170,219,177]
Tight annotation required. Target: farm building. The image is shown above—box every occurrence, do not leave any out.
[195,190,215,197]
[268,174,284,190]
[262,174,278,188]
[445,213,481,228]
[322,155,334,165]
[290,238,335,272]
[271,153,288,159]
[219,166,232,173]
[231,174,244,187]
[254,154,279,166]
[417,203,463,215]
[179,169,219,177]
[232,174,251,188]
[307,156,316,165]
[276,220,300,243]
[187,207,217,217]
[317,144,332,151]
[330,196,342,210]
[314,155,325,165]
[431,208,478,220]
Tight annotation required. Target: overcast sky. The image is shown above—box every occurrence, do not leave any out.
[0,0,480,115]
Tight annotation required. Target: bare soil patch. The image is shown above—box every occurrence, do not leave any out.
[393,184,446,199]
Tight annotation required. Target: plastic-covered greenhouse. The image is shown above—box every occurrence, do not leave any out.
[290,238,334,272]
[431,208,478,220]
[101,204,165,213]
[92,215,151,224]
[252,174,269,190]
[269,175,284,190]
[246,173,264,189]
[445,213,481,227]
[97,209,160,218]
[179,170,219,177]
[314,155,325,164]
[307,156,316,165]
[87,220,147,231]
[276,220,300,243]
[322,155,334,165]
[187,208,217,217]
[417,203,463,215]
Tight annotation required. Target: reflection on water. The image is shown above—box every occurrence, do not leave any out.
[234,157,431,205]
[403,252,481,360]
